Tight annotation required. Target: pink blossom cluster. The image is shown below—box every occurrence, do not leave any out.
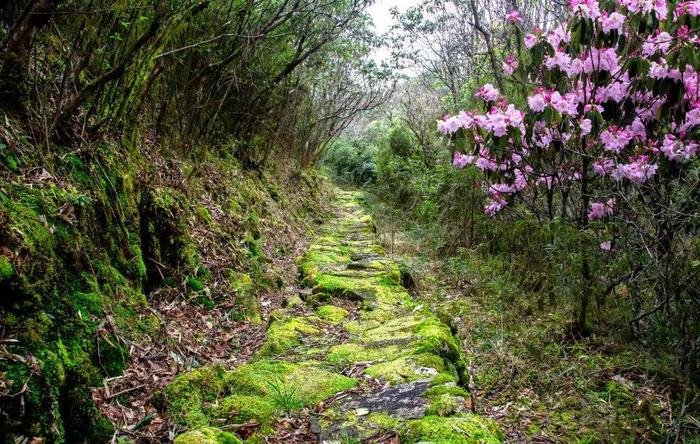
[620,0,668,20]
[588,198,615,220]
[528,88,579,115]
[439,0,700,218]
[506,10,523,24]
[503,54,519,75]
[475,84,500,102]
[661,134,699,161]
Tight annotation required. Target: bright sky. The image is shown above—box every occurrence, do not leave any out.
[367,0,420,65]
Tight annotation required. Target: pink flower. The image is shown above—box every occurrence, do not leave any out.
[549,91,578,115]
[547,24,571,48]
[570,0,601,19]
[504,104,524,127]
[566,58,585,77]
[503,54,519,75]
[681,105,700,132]
[661,134,698,161]
[453,152,475,168]
[611,157,658,184]
[490,183,515,194]
[506,10,524,24]
[458,111,475,129]
[600,241,612,251]
[600,126,632,152]
[485,195,508,216]
[642,31,673,57]
[475,83,499,102]
[675,1,700,19]
[601,12,626,33]
[437,116,462,134]
[649,60,670,79]
[627,118,647,140]
[580,119,592,135]
[486,111,509,136]
[528,93,547,112]
[593,158,615,176]
[545,49,572,71]
[524,33,538,48]
[653,0,668,19]
[588,198,615,220]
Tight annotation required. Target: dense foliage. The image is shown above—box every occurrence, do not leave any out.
[0,0,390,167]
[440,0,700,374]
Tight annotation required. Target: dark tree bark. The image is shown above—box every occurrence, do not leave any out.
[0,0,60,114]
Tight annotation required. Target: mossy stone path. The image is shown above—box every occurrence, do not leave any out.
[163,191,502,443]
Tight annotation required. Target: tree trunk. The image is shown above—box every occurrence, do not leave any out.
[577,155,592,335]
[0,0,60,114]
[467,0,506,92]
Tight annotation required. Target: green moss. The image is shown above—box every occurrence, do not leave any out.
[4,154,18,172]
[186,277,206,292]
[415,318,462,360]
[163,360,356,431]
[227,271,261,322]
[363,353,452,385]
[283,294,304,308]
[195,206,213,225]
[140,187,199,287]
[425,384,470,399]
[174,427,243,444]
[213,395,277,423]
[258,316,319,356]
[163,365,231,427]
[317,305,349,324]
[403,415,503,444]
[0,256,15,281]
[426,393,463,417]
[326,342,404,366]
[71,291,104,316]
[365,412,401,430]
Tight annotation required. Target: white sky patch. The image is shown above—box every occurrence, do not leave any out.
[367,0,419,65]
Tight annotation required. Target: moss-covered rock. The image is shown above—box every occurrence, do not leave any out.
[316,305,349,324]
[257,315,320,356]
[403,415,503,443]
[174,426,243,444]
[161,360,356,437]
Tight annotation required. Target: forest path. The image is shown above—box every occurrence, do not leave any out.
[166,190,502,443]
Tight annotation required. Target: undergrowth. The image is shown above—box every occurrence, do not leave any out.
[366,197,700,443]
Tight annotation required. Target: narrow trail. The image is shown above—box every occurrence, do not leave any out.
[164,191,502,443]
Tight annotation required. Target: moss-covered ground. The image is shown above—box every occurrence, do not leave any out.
[0,135,333,442]
[162,191,502,443]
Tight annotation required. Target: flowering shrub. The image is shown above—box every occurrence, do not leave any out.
[439,0,700,331]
